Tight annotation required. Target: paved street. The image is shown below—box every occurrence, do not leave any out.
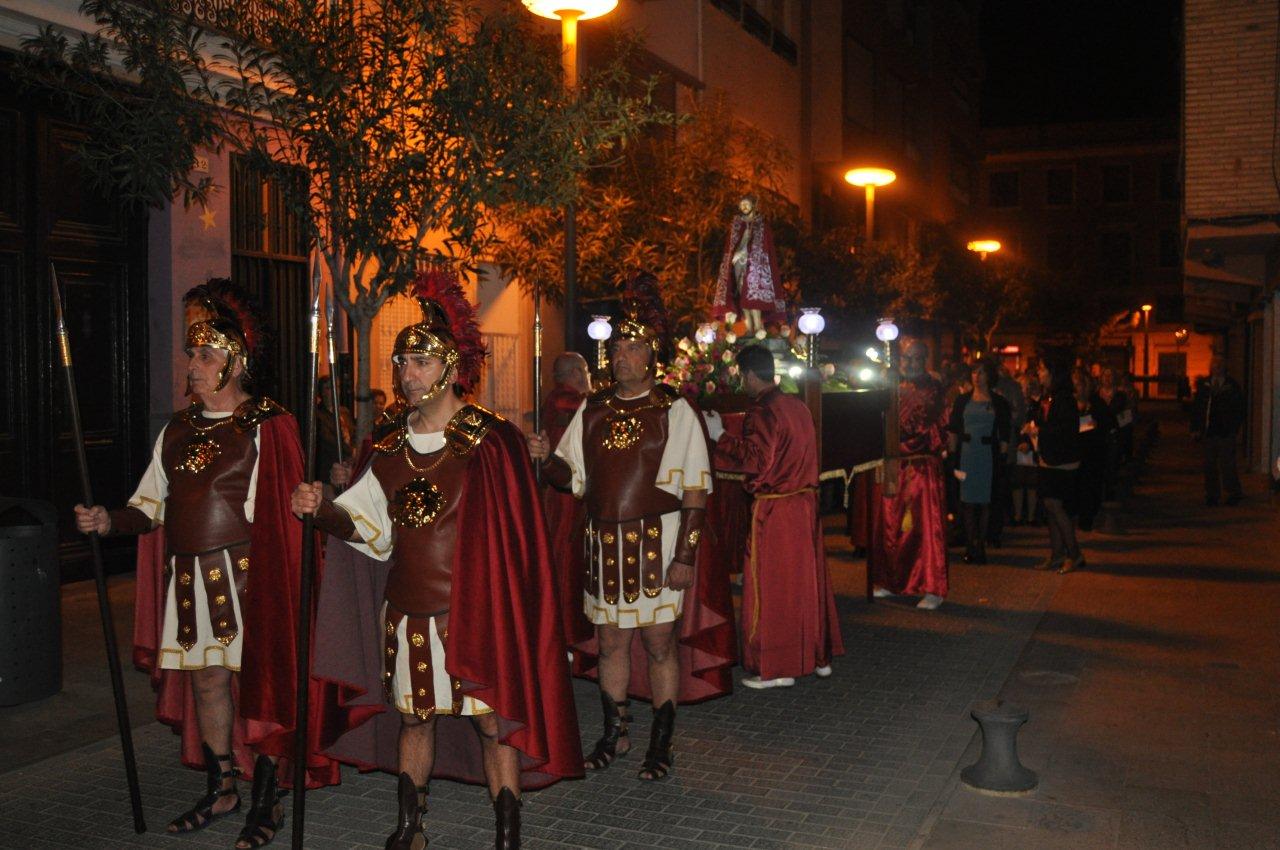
[1,408,1276,849]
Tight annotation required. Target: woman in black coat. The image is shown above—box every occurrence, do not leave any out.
[1073,370,1118,531]
[1028,359,1084,573]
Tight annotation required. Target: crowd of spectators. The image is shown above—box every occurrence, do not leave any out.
[935,355,1140,573]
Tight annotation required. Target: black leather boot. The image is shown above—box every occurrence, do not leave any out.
[236,754,285,848]
[638,700,675,781]
[385,772,428,850]
[494,787,520,850]
[583,691,630,769]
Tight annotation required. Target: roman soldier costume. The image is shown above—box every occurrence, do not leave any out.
[105,283,339,847]
[544,272,735,782]
[309,270,581,850]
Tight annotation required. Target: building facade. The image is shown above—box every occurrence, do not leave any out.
[974,119,1212,392]
[0,0,982,574]
[1184,0,1280,475]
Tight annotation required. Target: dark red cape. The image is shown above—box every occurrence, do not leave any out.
[312,418,584,789]
[542,384,592,649]
[570,403,737,704]
[132,413,347,788]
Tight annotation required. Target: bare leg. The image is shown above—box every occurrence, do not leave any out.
[399,712,437,789]
[596,623,634,754]
[472,714,520,799]
[166,665,238,832]
[639,620,680,709]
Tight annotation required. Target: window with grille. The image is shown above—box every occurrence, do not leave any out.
[230,154,310,415]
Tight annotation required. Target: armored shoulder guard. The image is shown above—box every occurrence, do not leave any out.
[373,425,408,455]
[585,386,614,406]
[233,396,287,431]
[650,383,678,409]
[445,403,502,456]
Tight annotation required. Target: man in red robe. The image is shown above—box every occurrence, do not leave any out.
[75,284,336,849]
[868,340,950,609]
[541,352,593,650]
[295,270,580,850]
[713,344,844,688]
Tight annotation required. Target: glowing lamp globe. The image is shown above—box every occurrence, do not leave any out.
[967,240,1001,255]
[875,319,899,343]
[797,308,825,336]
[865,346,881,362]
[787,365,803,379]
[587,316,612,341]
[522,0,617,20]
[695,324,717,346]
[858,368,876,383]
[844,167,897,188]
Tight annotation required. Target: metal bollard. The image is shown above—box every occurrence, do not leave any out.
[961,700,1038,796]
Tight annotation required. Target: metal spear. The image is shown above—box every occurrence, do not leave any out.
[50,262,146,833]
[291,256,323,850]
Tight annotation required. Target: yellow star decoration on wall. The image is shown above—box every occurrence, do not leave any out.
[199,206,217,230]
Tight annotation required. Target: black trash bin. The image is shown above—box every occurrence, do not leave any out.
[0,498,61,705]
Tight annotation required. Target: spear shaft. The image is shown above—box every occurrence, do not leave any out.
[291,262,323,850]
[326,297,343,471]
[50,263,146,834]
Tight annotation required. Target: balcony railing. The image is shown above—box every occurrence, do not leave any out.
[709,0,798,66]
[166,0,287,42]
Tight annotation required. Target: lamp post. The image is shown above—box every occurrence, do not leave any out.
[1141,303,1153,398]
[523,0,618,355]
[875,318,901,503]
[587,314,612,374]
[797,308,826,368]
[966,239,1002,262]
[844,167,897,241]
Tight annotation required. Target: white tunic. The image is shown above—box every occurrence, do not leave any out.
[126,410,259,671]
[331,428,489,716]
[554,393,713,629]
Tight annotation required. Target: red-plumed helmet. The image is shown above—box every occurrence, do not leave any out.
[392,267,486,402]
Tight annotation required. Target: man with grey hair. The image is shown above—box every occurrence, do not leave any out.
[867,339,950,609]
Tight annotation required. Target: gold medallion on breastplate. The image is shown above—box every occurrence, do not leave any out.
[177,434,222,474]
[602,414,644,451]
[388,477,446,528]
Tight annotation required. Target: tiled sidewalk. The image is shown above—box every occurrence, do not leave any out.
[0,525,1059,849]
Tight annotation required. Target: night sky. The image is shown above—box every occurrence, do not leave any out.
[980,0,1182,127]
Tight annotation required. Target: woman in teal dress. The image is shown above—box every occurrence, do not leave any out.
[948,360,1011,564]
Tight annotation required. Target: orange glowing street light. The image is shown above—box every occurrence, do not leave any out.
[844,167,897,240]
[967,239,1002,261]
[522,1,618,89]
[523,0,618,442]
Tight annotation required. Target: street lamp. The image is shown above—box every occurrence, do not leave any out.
[797,308,826,368]
[875,317,899,368]
[524,0,617,346]
[966,239,1002,261]
[587,314,612,373]
[844,167,897,241]
[1141,303,1153,398]
[523,0,617,433]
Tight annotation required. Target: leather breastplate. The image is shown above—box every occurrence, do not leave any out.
[161,411,256,555]
[376,440,470,616]
[581,392,682,522]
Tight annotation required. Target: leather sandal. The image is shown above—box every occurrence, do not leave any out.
[166,743,240,833]
[235,754,287,849]
[385,772,428,850]
[584,692,630,770]
[638,700,675,781]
